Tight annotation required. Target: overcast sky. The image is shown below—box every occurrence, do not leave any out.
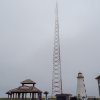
[0,0,100,97]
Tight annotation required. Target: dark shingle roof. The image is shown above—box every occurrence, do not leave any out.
[7,85,42,93]
[20,79,36,84]
[95,75,100,79]
[6,79,42,94]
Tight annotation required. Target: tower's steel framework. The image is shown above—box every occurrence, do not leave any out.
[52,2,62,96]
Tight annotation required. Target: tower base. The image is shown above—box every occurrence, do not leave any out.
[56,94,72,100]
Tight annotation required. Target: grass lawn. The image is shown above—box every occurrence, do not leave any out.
[0,98,99,100]
[0,98,56,100]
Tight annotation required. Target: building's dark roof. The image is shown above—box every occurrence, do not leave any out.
[44,91,49,94]
[95,75,100,79]
[77,72,84,78]
[6,90,11,94]
[20,79,36,84]
[6,85,42,93]
[6,79,42,94]
[6,88,18,94]
[56,94,72,96]
[78,72,82,74]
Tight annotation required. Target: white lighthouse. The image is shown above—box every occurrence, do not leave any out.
[76,72,87,100]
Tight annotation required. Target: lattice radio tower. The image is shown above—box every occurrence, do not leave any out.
[52,2,62,96]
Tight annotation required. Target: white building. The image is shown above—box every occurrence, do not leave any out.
[76,72,87,100]
[95,75,100,97]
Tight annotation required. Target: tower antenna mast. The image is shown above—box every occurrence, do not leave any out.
[52,1,62,96]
